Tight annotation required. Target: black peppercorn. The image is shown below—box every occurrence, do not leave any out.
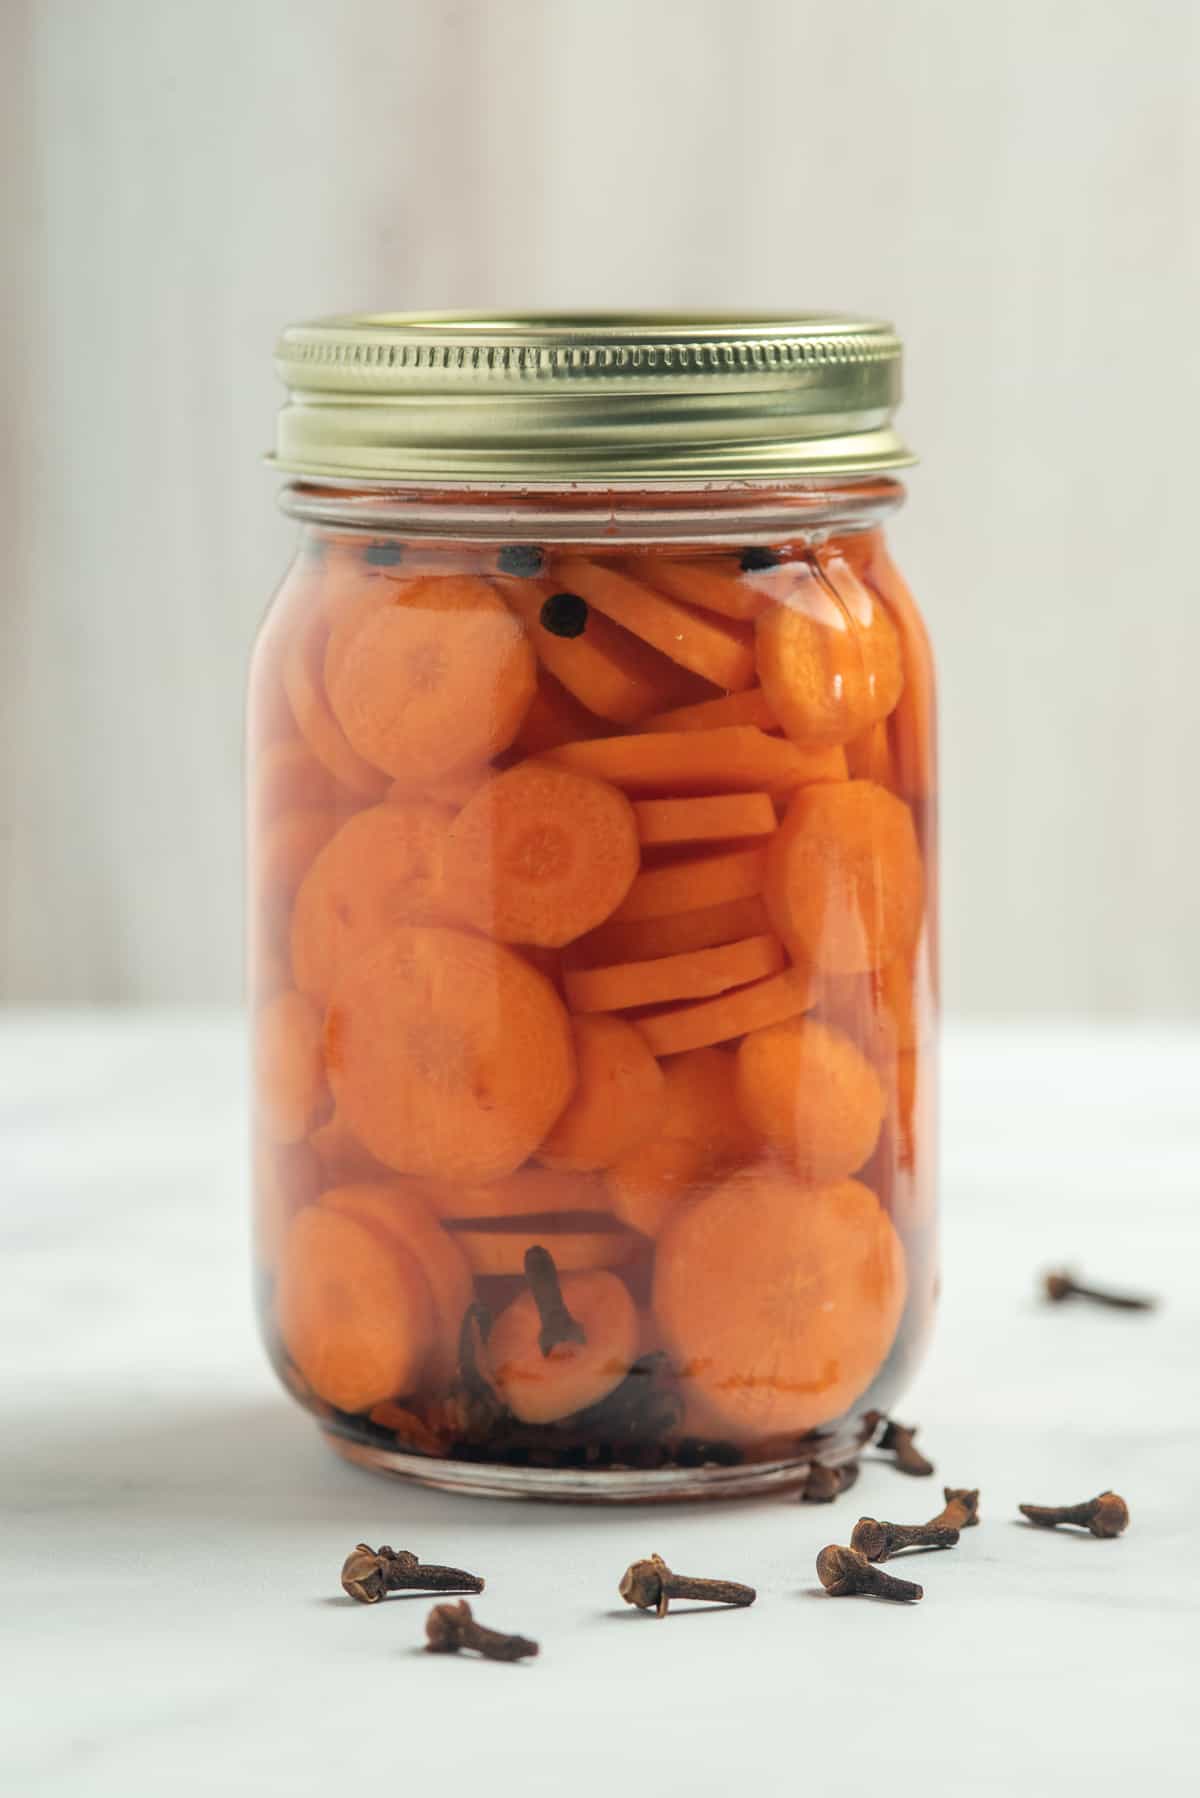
[539,592,589,638]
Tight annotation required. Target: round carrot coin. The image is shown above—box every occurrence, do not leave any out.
[653,1173,907,1439]
[324,925,575,1182]
[486,1269,639,1423]
[736,1017,885,1185]
[325,575,536,781]
[756,557,904,749]
[606,1046,761,1237]
[256,989,327,1144]
[538,1015,665,1171]
[441,762,639,948]
[764,779,923,973]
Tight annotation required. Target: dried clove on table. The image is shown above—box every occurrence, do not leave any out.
[876,1419,935,1477]
[619,1554,756,1618]
[425,1600,539,1662]
[816,1544,924,1603]
[340,1545,485,1604]
[1019,1491,1129,1537]
[1042,1269,1157,1312]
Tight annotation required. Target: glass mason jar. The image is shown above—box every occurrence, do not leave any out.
[249,314,937,1499]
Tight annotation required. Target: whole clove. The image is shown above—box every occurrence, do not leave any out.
[739,546,781,571]
[340,1544,485,1604]
[815,1544,923,1602]
[425,1599,539,1662]
[850,1515,959,1562]
[1019,1491,1129,1538]
[800,1460,861,1504]
[929,1487,980,1530]
[877,1419,934,1477]
[523,1245,587,1356]
[1042,1269,1157,1312]
[619,1553,756,1619]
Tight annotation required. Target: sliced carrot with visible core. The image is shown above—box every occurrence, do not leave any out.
[653,1173,907,1439]
[320,1182,473,1388]
[514,674,610,755]
[736,1017,885,1185]
[575,894,770,967]
[764,780,923,974]
[309,1109,388,1184]
[845,718,893,787]
[633,966,814,1058]
[606,1046,761,1238]
[756,558,904,749]
[495,576,699,724]
[276,1206,434,1413]
[440,762,639,948]
[538,1015,665,1171]
[631,555,777,621]
[290,802,453,1000]
[325,925,575,1182]
[421,1167,612,1221]
[611,844,765,924]
[546,726,843,796]
[448,1224,637,1278]
[485,1265,639,1424]
[256,990,327,1144]
[644,688,778,734]
[326,575,536,781]
[553,556,756,691]
[632,793,776,848]
[565,934,785,1015]
[282,614,389,798]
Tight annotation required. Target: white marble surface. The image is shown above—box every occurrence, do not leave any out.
[3,1011,1198,1796]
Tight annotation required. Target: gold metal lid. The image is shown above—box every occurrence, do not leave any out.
[271,311,912,485]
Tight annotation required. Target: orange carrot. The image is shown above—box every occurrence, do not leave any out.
[574,894,771,967]
[276,1206,434,1413]
[439,762,639,948]
[320,1182,473,1388]
[255,1138,320,1269]
[485,1267,639,1423]
[865,541,937,801]
[538,1015,665,1171]
[611,844,765,924]
[736,1017,885,1185]
[422,1167,612,1221]
[553,556,756,690]
[514,673,610,755]
[845,718,893,787]
[495,575,700,723]
[255,810,340,924]
[633,966,814,1058]
[630,554,779,621]
[253,738,332,819]
[388,766,493,810]
[325,925,575,1182]
[309,1109,388,1184]
[644,687,778,734]
[632,793,777,848]
[653,1173,907,1439]
[325,575,536,781]
[565,934,785,1015]
[755,557,904,749]
[282,614,389,798]
[764,780,923,973]
[606,1046,761,1238]
[815,958,922,1066]
[290,801,453,1000]
[256,989,327,1144]
[448,1224,638,1278]
[545,726,843,795]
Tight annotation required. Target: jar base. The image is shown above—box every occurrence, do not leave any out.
[322,1429,850,1503]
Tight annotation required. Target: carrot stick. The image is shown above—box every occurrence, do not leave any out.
[537,1015,665,1171]
[633,965,814,1058]
[629,555,778,621]
[610,844,765,923]
[545,726,843,795]
[574,894,770,967]
[553,556,756,690]
[644,687,778,734]
[565,934,785,1015]
[632,793,777,847]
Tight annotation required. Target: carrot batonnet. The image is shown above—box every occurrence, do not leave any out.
[324,925,576,1182]
[736,1016,885,1185]
[485,1269,640,1424]
[755,557,904,750]
[629,555,779,621]
[652,1173,907,1439]
[632,793,777,847]
[325,575,536,781]
[633,965,814,1058]
[611,843,765,924]
[440,761,640,948]
[546,726,844,796]
[446,1224,638,1278]
[276,1205,435,1413]
[256,989,327,1145]
[574,893,771,967]
[565,934,785,1015]
[290,801,453,1000]
[644,687,778,734]
[553,555,757,691]
[765,779,924,974]
[538,1014,665,1171]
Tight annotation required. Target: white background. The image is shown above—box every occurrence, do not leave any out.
[4,0,1199,1015]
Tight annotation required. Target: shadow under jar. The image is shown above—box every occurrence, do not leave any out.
[249,313,938,1499]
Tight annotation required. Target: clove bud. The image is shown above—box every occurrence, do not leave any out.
[1042,1270,1156,1312]
[340,1544,485,1604]
[876,1419,934,1476]
[815,1544,923,1603]
[619,1553,756,1619]
[1019,1491,1129,1538]
[850,1515,959,1562]
[425,1600,539,1662]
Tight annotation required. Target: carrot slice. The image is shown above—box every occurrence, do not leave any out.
[632,793,776,848]
[320,1182,473,1388]
[545,726,841,795]
[644,687,778,734]
[514,673,610,755]
[756,557,904,749]
[553,556,756,691]
[815,958,922,1066]
[575,894,770,967]
[845,718,893,787]
[485,1268,639,1424]
[421,1167,611,1221]
[309,1109,388,1184]
[630,555,777,621]
[610,844,765,924]
[606,1046,761,1238]
[256,989,327,1144]
[276,1206,434,1413]
[440,762,639,947]
[290,802,453,1000]
[634,966,814,1058]
[282,614,389,798]
[653,1172,907,1439]
[325,575,536,781]
[565,934,785,1015]
[736,1017,885,1185]
[495,576,699,724]
[255,810,340,924]
[866,542,937,801]
[764,780,923,973]
[325,925,575,1182]
[538,1015,665,1171]
[448,1225,637,1278]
